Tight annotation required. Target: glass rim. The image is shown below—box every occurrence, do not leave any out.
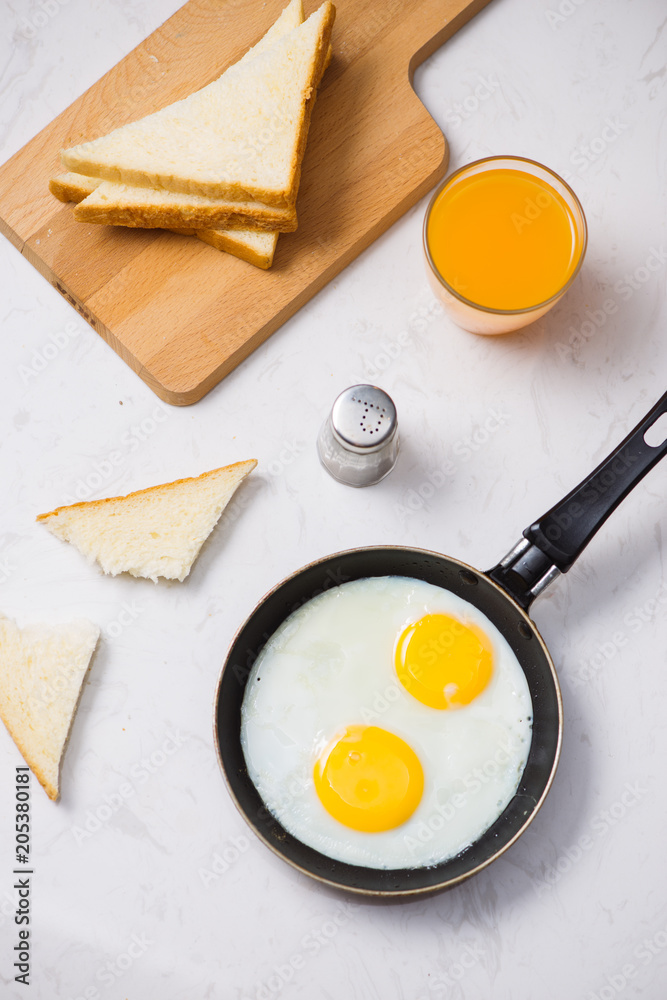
[423,155,588,316]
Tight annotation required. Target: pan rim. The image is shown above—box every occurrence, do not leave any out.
[213,544,564,898]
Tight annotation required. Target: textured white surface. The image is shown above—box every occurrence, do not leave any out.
[1,0,667,997]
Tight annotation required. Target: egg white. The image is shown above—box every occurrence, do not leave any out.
[240,576,533,870]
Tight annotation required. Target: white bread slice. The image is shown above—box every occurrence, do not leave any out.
[50,171,101,202]
[36,461,257,583]
[69,33,332,234]
[68,0,305,231]
[50,3,307,265]
[73,180,296,231]
[50,172,279,268]
[192,227,277,269]
[52,170,295,230]
[60,2,335,207]
[242,0,304,57]
[0,615,99,801]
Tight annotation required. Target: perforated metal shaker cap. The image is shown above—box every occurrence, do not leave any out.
[317,385,399,487]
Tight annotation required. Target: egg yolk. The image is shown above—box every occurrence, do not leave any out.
[313,725,424,832]
[395,613,493,709]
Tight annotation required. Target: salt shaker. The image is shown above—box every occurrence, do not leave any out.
[317,385,399,487]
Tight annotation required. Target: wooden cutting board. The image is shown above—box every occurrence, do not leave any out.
[0,0,491,405]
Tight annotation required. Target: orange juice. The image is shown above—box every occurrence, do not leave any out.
[426,167,584,312]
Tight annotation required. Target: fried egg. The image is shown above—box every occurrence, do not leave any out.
[240,576,532,869]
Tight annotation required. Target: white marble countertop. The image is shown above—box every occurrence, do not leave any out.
[1,0,667,996]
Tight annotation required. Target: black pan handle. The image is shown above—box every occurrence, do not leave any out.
[488,391,667,610]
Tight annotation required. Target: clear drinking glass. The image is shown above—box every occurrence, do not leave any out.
[423,155,588,335]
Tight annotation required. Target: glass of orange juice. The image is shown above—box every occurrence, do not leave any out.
[423,155,587,335]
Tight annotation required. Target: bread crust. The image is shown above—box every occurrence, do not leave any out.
[37,460,258,524]
[49,173,101,202]
[195,230,276,269]
[280,3,335,206]
[73,199,297,232]
[51,174,277,265]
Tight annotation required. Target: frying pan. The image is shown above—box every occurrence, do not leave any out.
[214,391,667,897]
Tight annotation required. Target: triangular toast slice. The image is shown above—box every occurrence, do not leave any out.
[68,32,332,233]
[50,1,307,264]
[0,616,99,800]
[61,2,335,207]
[50,174,279,267]
[64,1,307,234]
[36,461,257,582]
[72,180,296,230]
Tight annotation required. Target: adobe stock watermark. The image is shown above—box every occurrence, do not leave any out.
[585,918,667,1000]
[562,118,629,181]
[30,654,93,713]
[310,110,430,238]
[104,600,144,640]
[70,730,190,845]
[18,322,83,384]
[242,902,359,1000]
[60,403,169,504]
[18,0,71,39]
[229,567,352,688]
[511,187,560,234]
[0,554,16,584]
[404,734,526,857]
[416,941,486,998]
[512,121,628,227]
[286,564,350,615]
[566,579,667,689]
[545,0,588,29]
[348,299,443,385]
[216,485,255,530]
[395,407,510,517]
[358,679,402,724]
[237,104,294,164]
[218,441,303,528]
[359,618,478,724]
[555,246,667,360]
[534,445,639,553]
[198,834,250,887]
[531,779,650,896]
[444,75,500,129]
[349,0,402,54]
[349,328,413,385]
[29,603,142,712]
[65,932,153,1000]
[255,774,310,827]
[266,439,306,477]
